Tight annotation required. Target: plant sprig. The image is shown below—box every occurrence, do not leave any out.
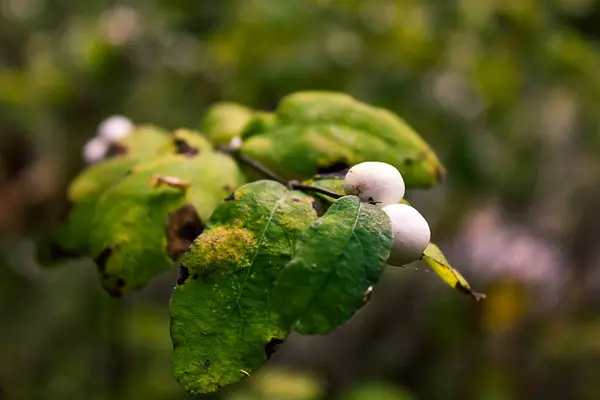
[219,145,343,200]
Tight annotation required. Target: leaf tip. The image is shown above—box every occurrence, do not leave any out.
[455,282,486,302]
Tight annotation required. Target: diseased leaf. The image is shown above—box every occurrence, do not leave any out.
[201,102,254,145]
[103,124,171,162]
[272,195,393,335]
[155,129,213,157]
[241,91,445,188]
[89,138,245,297]
[38,126,171,264]
[69,125,171,201]
[170,180,318,394]
[422,243,485,301]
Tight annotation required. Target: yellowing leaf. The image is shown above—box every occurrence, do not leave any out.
[422,243,485,301]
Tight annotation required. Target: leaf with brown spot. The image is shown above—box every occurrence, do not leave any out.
[89,149,245,296]
[167,205,205,259]
[37,126,172,266]
[156,129,212,157]
[241,91,446,188]
[170,180,318,394]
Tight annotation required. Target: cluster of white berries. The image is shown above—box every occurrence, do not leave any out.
[83,115,135,164]
[343,161,431,266]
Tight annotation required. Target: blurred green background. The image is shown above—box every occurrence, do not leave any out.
[2,0,600,399]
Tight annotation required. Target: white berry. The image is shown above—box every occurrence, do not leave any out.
[383,203,431,266]
[97,115,134,142]
[343,162,405,207]
[83,136,109,164]
[229,136,242,150]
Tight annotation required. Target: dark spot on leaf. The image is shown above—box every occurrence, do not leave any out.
[403,157,415,166]
[166,205,204,259]
[292,197,301,202]
[265,338,284,359]
[317,160,350,175]
[224,192,235,201]
[105,143,128,158]
[455,282,470,295]
[95,248,114,274]
[223,184,232,192]
[455,282,486,301]
[178,266,190,285]
[174,138,199,157]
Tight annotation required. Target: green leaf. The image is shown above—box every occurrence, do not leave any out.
[154,128,214,157]
[38,126,171,264]
[422,243,485,301]
[241,91,445,188]
[108,124,171,161]
[89,141,245,297]
[69,125,171,201]
[240,111,278,139]
[170,180,319,394]
[201,102,254,145]
[272,195,393,335]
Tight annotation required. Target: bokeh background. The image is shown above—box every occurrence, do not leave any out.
[2,0,600,399]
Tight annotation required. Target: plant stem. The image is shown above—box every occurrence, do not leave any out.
[219,146,343,199]
[219,145,288,186]
[288,181,343,199]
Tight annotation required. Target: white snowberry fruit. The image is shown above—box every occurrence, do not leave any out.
[97,115,134,142]
[343,161,405,207]
[383,203,431,266]
[83,136,109,164]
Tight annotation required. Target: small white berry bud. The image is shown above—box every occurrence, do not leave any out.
[343,161,405,207]
[83,136,109,164]
[383,203,431,266]
[229,136,242,150]
[97,115,134,142]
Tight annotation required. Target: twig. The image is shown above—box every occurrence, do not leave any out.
[288,181,343,199]
[218,146,343,200]
[219,146,288,185]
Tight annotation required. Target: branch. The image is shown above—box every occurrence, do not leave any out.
[218,146,343,200]
[288,181,343,199]
[218,145,288,186]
